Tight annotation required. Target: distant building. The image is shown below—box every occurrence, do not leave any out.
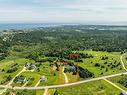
[29,65,36,70]
[26,63,31,67]
[108,62,112,64]
[69,66,76,72]
[40,76,47,82]
[64,65,76,73]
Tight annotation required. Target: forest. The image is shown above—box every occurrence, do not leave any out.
[0,25,127,60]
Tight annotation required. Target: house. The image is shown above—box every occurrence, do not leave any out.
[40,76,47,82]
[14,75,26,83]
[26,63,31,67]
[64,65,76,73]
[0,90,4,95]
[29,65,36,70]
[69,66,76,72]
[108,62,112,65]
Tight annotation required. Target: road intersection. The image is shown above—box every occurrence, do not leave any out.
[0,54,127,95]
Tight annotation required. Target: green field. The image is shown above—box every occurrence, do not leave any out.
[77,51,125,78]
[12,71,41,87]
[122,53,127,69]
[108,74,127,91]
[36,90,44,95]
[0,58,33,85]
[1,51,127,95]
[52,80,121,95]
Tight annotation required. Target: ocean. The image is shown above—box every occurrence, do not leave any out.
[0,23,61,31]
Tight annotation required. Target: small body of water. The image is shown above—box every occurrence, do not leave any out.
[0,23,61,31]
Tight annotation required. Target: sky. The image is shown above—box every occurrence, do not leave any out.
[0,0,127,24]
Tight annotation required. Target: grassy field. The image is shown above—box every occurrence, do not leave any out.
[52,80,121,95]
[11,61,65,87]
[108,74,127,91]
[11,71,41,87]
[36,90,44,95]
[39,65,65,86]
[2,88,45,95]
[0,58,33,85]
[66,72,78,83]
[1,50,127,95]
[122,53,127,69]
[77,51,125,78]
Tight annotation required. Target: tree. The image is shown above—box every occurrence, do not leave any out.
[54,90,58,95]
[95,63,100,67]
[6,75,12,81]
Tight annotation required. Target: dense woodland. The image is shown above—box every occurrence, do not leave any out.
[0,25,127,60]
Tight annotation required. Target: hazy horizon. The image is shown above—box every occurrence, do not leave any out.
[0,0,127,24]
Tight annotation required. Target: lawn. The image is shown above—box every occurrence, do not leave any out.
[12,71,41,87]
[53,80,121,95]
[66,72,77,83]
[108,74,127,91]
[0,58,32,85]
[77,51,125,77]
[38,65,65,86]
[36,90,44,95]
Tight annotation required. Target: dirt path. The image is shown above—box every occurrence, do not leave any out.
[120,54,127,71]
[104,79,127,95]
[22,81,28,87]
[62,67,69,84]
[43,88,48,95]
[1,72,127,90]
[35,80,40,87]
[7,66,26,86]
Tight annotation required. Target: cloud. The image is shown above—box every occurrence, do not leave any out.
[0,0,127,24]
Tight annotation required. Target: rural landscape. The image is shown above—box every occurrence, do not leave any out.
[0,25,127,95]
[1,0,127,95]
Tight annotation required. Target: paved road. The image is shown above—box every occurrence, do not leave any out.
[0,54,127,93]
[43,88,48,95]
[22,81,28,87]
[104,79,127,95]
[1,72,127,90]
[120,54,127,71]
[62,67,69,84]
[35,80,40,87]
[0,67,26,95]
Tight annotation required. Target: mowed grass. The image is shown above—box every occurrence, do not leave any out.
[0,61,22,85]
[12,71,41,87]
[108,74,127,91]
[36,90,44,95]
[0,58,32,85]
[48,89,56,95]
[54,80,121,95]
[66,72,77,83]
[78,51,125,77]
[39,65,65,86]
[5,89,36,95]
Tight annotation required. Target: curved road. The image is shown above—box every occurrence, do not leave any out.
[104,79,127,95]
[0,72,127,90]
[0,54,127,92]
[120,54,127,71]
[7,66,26,86]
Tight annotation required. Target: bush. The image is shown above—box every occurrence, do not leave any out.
[78,66,94,78]
[95,63,100,67]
